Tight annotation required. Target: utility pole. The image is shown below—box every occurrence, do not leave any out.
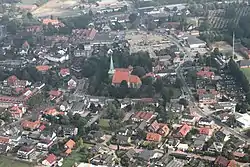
[233,32,235,59]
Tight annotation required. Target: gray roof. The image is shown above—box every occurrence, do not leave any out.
[138,150,154,161]
[239,60,250,67]
[71,102,85,112]
[186,35,206,45]
[166,158,185,167]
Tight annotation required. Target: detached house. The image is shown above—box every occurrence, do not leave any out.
[4,75,30,88]
[8,105,26,118]
[17,146,35,159]
[49,90,63,103]
[196,67,214,79]
[148,120,170,136]
[181,115,196,125]
[131,112,156,123]
[146,132,162,142]
[21,120,40,131]
[42,154,57,167]
[173,124,191,138]
[37,139,54,150]
[59,68,70,77]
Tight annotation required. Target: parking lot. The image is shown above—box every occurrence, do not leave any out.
[125,31,175,58]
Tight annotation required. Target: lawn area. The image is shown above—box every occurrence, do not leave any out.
[62,151,83,167]
[0,156,33,167]
[172,87,182,99]
[241,68,250,82]
[99,119,110,131]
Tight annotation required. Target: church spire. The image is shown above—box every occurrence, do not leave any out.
[108,49,114,75]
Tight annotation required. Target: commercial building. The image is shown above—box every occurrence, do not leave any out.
[184,35,206,49]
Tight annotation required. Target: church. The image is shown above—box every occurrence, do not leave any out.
[108,50,142,89]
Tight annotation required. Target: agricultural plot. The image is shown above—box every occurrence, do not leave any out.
[208,6,250,30]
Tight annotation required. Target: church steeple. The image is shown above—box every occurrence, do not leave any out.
[108,49,114,75]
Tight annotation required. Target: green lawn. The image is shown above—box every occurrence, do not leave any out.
[99,119,110,130]
[172,88,182,99]
[241,68,250,82]
[62,151,83,167]
[0,156,33,167]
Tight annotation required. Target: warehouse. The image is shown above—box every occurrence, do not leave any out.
[185,35,206,49]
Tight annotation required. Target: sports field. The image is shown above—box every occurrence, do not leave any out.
[241,68,250,82]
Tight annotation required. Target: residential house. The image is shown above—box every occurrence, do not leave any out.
[193,135,206,150]
[37,139,54,150]
[116,135,131,145]
[91,153,115,166]
[17,146,35,159]
[171,102,184,113]
[199,93,216,105]
[0,136,9,144]
[59,68,70,77]
[233,151,245,160]
[68,78,77,90]
[71,102,85,114]
[198,117,214,127]
[8,105,26,118]
[26,25,43,33]
[166,158,185,167]
[4,75,30,88]
[177,143,189,151]
[131,112,156,123]
[148,120,170,136]
[60,101,70,111]
[146,132,162,142]
[166,138,180,148]
[196,67,214,79]
[239,59,250,68]
[122,149,136,161]
[40,131,57,141]
[199,127,213,136]
[173,124,192,138]
[112,68,142,88]
[49,90,63,103]
[181,115,196,125]
[36,65,51,72]
[44,108,64,116]
[42,18,64,28]
[21,120,40,131]
[227,160,239,167]
[65,139,75,150]
[0,143,10,154]
[214,156,229,167]
[208,142,223,153]
[214,131,230,142]
[63,126,78,137]
[89,131,105,142]
[42,154,57,167]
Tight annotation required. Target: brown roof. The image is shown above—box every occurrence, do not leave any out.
[215,156,229,167]
[65,139,75,149]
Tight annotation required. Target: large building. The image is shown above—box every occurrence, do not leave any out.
[184,35,206,48]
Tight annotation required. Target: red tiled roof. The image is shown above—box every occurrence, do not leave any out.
[65,139,75,149]
[39,124,46,131]
[36,65,50,71]
[0,136,9,143]
[7,75,18,85]
[199,127,210,135]
[233,151,245,158]
[45,154,57,165]
[60,68,70,76]
[197,71,214,78]
[197,89,206,95]
[215,156,229,167]
[133,112,154,121]
[49,90,62,97]
[178,124,191,137]
[65,148,72,154]
[42,19,61,25]
[9,106,22,114]
[146,132,162,142]
[227,160,237,167]
[150,120,160,132]
[112,68,141,84]
[21,120,40,129]
[86,28,97,40]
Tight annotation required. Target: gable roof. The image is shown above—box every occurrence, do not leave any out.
[0,136,9,143]
[36,65,50,71]
[199,127,211,135]
[112,68,141,84]
[7,75,18,85]
[146,132,162,142]
[133,112,154,122]
[178,124,191,137]
[60,68,70,76]
[45,154,57,165]
[227,160,237,167]
[21,120,40,129]
[214,156,229,167]
[65,139,75,149]
[49,90,62,97]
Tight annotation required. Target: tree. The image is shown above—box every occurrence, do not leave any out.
[77,138,84,148]
[131,66,146,77]
[199,19,210,31]
[213,47,220,55]
[27,12,33,20]
[128,13,137,23]
[174,78,183,88]
[179,98,189,107]
[164,7,170,12]
[225,6,236,19]
[172,6,178,11]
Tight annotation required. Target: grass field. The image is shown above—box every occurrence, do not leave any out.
[99,119,110,131]
[241,68,250,82]
[62,151,83,167]
[0,156,33,167]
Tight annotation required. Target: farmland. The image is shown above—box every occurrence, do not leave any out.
[208,6,250,30]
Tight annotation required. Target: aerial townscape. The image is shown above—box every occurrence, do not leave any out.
[2,0,250,167]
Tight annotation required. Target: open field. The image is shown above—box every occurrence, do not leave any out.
[241,68,250,82]
[32,0,81,17]
[61,150,83,167]
[99,119,110,131]
[0,156,34,167]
